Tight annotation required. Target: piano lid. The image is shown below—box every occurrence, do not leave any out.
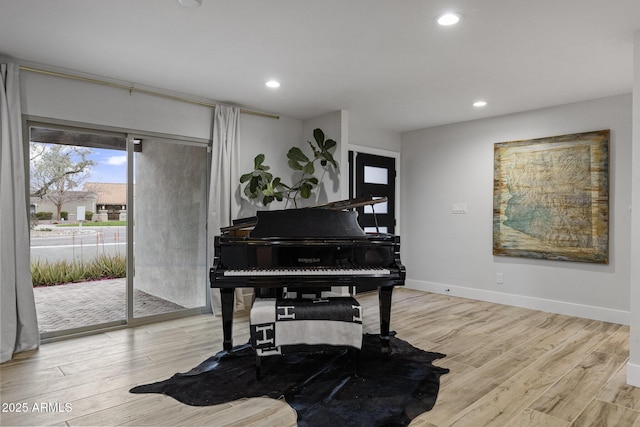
[221,195,386,234]
[249,208,366,238]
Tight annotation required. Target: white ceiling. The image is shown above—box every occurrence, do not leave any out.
[1,0,639,133]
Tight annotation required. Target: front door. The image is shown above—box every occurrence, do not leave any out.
[350,152,396,234]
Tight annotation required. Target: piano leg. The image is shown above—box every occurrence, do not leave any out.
[220,288,235,352]
[378,285,394,353]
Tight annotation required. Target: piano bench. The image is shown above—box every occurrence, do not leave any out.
[250,296,363,380]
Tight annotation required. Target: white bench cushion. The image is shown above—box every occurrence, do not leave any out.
[250,297,363,356]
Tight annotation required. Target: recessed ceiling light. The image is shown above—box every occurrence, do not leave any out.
[178,0,202,8]
[473,100,487,107]
[437,13,461,26]
[265,80,281,88]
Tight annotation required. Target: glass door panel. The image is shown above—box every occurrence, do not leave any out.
[28,124,128,337]
[131,137,208,318]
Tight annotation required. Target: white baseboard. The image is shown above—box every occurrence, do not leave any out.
[406,279,629,325]
[627,362,640,387]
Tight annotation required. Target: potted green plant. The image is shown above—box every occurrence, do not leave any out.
[240,128,337,208]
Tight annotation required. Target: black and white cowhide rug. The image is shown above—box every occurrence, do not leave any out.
[130,333,449,427]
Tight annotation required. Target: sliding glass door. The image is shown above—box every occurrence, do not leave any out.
[28,120,209,339]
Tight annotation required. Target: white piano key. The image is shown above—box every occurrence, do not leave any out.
[223,267,391,276]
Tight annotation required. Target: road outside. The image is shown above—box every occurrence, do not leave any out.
[30,224,127,264]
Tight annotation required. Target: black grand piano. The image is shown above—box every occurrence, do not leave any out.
[210,196,405,353]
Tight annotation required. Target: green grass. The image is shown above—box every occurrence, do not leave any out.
[31,253,126,287]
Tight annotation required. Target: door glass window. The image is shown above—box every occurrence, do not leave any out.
[364,199,388,214]
[364,165,388,185]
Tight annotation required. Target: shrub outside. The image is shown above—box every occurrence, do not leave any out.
[31,253,126,287]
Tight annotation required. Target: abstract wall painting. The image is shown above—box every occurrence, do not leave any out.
[493,130,609,264]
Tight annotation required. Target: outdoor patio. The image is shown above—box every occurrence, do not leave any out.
[33,278,186,333]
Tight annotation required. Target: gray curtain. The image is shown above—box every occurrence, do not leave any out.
[208,105,245,314]
[0,63,39,363]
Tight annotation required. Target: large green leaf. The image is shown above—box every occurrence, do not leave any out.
[302,162,315,175]
[323,138,337,151]
[287,147,309,163]
[244,182,257,198]
[313,128,325,146]
[249,176,260,194]
[288,159,303,171]
[300,183,312,198]
[254,154,265,168]
[323,151,337,168]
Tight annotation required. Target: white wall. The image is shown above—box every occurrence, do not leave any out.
[628,31,640,387]
[348,111,402,153]
[20,70,213,140]
[401,94,632,324]
[302,110,346,203]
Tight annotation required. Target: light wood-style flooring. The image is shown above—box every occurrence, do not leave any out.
[1,288,639,426]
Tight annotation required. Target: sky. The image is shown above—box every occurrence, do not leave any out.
[89,148,126,184]
[30,142,127,190]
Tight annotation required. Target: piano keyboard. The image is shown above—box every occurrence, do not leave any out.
[223,267,391,276]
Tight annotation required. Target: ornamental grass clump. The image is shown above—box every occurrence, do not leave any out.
[31,253,126,287]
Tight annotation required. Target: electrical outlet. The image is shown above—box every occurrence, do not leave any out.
[452,203,468,214]
[496,273,504,284]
